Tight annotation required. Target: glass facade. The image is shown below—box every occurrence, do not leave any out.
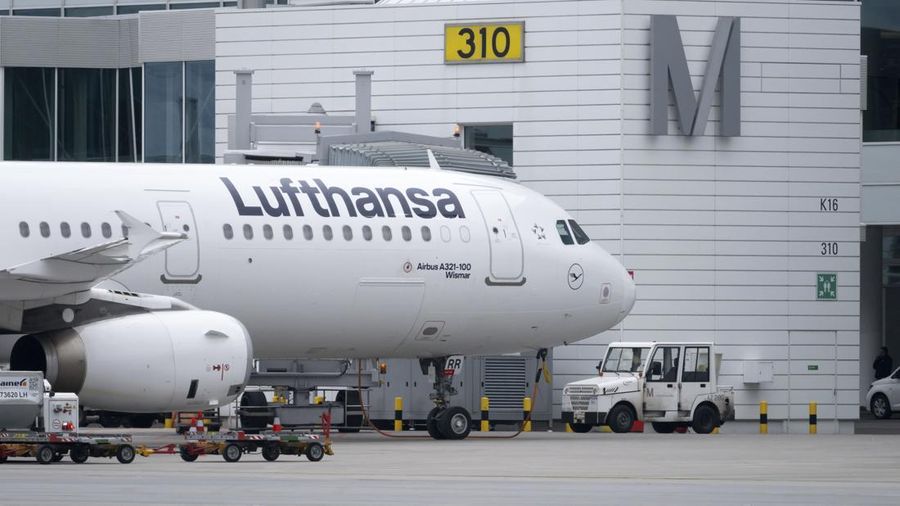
[4,68,55,161]
[116,5,167,14]
[863,0,900,142]
[58,68,116,162]
[65,7,115,17]
[144,62,184,163]
[185,61,215,163]
[464,124,513,166]
[118,67,143,162]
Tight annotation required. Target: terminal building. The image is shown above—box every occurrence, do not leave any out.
[0,0,895,433]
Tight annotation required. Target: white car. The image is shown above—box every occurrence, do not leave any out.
[867,366,900,419]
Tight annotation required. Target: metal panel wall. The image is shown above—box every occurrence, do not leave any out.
[140,9,215,63]
[215,0,861,427]
[0,16,138,68]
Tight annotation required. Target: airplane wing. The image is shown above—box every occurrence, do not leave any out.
[0,211,185,303]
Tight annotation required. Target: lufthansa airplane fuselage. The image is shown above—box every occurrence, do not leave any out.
[1,162,634,360]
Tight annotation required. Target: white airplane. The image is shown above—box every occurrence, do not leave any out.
[0,159,635,438]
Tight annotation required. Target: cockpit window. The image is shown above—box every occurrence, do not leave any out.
[568,220,590,245]
[602,347,651,373]
[556,220,574,245]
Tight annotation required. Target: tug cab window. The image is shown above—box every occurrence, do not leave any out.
[602,347,651,373]
[568,220,590,245]
[556,220,574,245]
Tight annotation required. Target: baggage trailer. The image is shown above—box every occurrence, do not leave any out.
[174,431,332,463]
[0,431,136,464]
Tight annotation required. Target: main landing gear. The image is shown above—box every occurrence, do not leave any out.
[421,357,471,440]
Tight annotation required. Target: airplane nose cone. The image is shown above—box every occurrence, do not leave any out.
[621,270,636,317]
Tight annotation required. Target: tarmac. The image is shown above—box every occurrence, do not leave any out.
[1,430,899,505]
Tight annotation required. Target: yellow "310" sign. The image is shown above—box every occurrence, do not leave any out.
[444,22,524,64]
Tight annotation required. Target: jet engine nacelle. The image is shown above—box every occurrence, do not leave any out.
[10,310,253,412]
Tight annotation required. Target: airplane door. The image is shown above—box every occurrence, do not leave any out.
[471,190,524,281]
[157,201,201,282]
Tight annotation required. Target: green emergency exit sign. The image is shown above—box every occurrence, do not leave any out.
[817,273,837,300]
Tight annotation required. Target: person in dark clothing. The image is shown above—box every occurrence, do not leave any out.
[874,347,894,380]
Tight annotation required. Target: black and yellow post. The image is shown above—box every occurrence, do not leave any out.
[523,397,533,432]
[809,402,817,435]
[760,401,768,434]
[393,397,403,432]
[480,396,490,432]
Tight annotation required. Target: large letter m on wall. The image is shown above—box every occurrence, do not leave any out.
[650,15,741,136]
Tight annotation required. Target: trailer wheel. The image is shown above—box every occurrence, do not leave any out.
[570,423,593,433]
[691,404,718,434]
[607,404,635,434]
[223,443,242,463]
[36,445,56,465]
[70,445,90,464]
[262,444,280,462]
[179,446,199,462]
[116,445,136,464]
[305,442,324,462]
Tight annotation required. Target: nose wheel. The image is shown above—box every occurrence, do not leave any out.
[421,357,473,440]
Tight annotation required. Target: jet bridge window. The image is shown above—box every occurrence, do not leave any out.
[223,224,234,240]
[60,222,71,238]
[568,220,590,245]
[556,220,574,245]
[18,221,29,238]
[81,222,92,238]
[40,222,50,238]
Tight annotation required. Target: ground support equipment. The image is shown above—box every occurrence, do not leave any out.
[0,431,136,465]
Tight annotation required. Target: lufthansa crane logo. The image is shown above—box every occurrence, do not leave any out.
[567,264,584,290]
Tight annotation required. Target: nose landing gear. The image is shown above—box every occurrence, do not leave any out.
[421,357,472,440]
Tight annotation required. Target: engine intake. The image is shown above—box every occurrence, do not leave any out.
[11,310,252,412]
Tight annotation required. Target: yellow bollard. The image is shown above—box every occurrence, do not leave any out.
[760,401,768,434]
[522,397,533,432]
[163,418,173,429]
[480,397,490,432]
[394,397,403,432]
[809,402,817,435]
[565,423,573,433]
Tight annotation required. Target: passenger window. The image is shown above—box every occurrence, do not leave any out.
[283,224,293,240]
[223,224,234,240]
[343,225,353,241]
[382,226,392,241]
[459,225,471,243]
[81,222,92,238]
[263,224,274,240]
[556,220,574,245]
[61,222,71,238]
[362,225,373,241]
[440,225,451,243]
[323,225,333,241]
[682,347,710,383]
[421,226,431,242]
[39,222,50,238]
[303,225,313,240]
[568,220,590,245]
[647,346,681,383]
[101,222,112,239]
[243,224,253,240]
[19,221,29,238]
[402,226,412,241]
